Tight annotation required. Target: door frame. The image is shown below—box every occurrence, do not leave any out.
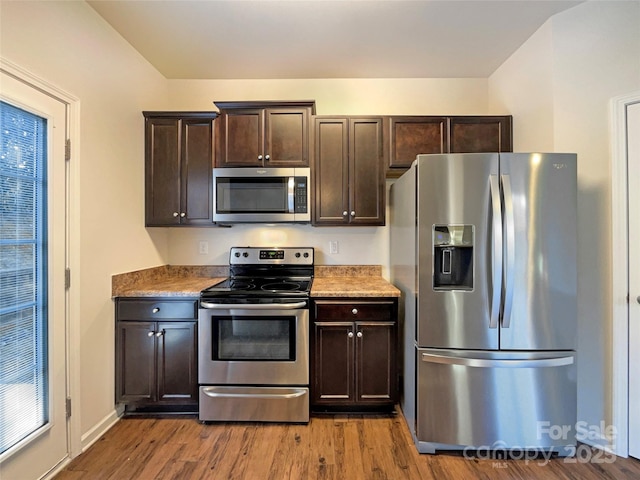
[0,58,82,467]
[611,90,640,458]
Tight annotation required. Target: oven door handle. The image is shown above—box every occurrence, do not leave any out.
[200,301,307,310]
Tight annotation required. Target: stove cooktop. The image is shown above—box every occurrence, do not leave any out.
[201,247,314,299]
[201,276,312,297]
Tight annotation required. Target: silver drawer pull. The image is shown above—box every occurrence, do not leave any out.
[147,331,154,337]
[357,331,363,338]
[348,331,354,338]
[152,307,160,313]
[352,308,358,315]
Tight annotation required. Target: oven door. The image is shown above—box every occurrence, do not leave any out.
[198,301,309,385]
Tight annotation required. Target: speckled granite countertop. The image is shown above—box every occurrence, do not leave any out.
[112,265,399,298]
[312,265,400,297]
[112,265,227,298]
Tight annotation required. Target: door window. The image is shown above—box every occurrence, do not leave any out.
[0,101,48,455]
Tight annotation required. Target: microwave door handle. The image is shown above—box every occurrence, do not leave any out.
[287,177,295,213]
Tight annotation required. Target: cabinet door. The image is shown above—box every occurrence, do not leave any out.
[449,116,513,153]
[116,321,156,403]
[181,118,214,225]
[157,322,198,403]
[265,108,309,166]
[350,118,385,225]
[145,117,181,225]
[313,322,354,404]
[313,118,349,225]
[387,116,448,171]
[356,321,396,404]
[216,109,264,167]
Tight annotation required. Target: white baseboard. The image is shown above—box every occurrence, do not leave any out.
[80,407,123,453]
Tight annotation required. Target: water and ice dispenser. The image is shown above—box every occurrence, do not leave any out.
[433,225,474,290]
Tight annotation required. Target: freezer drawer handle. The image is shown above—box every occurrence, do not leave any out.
[420,353,574,368]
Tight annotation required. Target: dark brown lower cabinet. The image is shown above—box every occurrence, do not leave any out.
[115,298,198,412]
[311,298,398,412]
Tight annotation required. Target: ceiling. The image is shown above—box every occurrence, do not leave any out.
[88,0,583,80]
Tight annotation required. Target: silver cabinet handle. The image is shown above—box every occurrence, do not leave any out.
[343,211,348,216]
[155,331,163,337]
[180,212,186,218]
[265,154,270,161]
[351,308,358,315]
[356,331,363,338]
[152,307,160,313]
[173,212,179,217]
[348,331,354,338]
[147,331,154,337]
[350,211,355,217]
[258,154,263,161]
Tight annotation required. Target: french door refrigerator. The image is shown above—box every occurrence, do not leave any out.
[390,153,577,455]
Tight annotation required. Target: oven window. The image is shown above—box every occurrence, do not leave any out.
[216,178,288,213]
[213,316,296,361]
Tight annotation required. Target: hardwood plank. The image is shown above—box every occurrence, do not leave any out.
[54,409,640,480]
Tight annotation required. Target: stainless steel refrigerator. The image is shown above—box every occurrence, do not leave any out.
[390,153,577,455]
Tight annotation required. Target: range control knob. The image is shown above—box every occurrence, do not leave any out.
[243,252,249,258]
[303,252,309,258]
[295,252,301,258]
[234,252,240,257]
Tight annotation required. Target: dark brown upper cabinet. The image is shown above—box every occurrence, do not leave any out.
[385,115,512,177]
[449,115,513,154]
[385,116,448,175]
[143,112,217,226]
[214,100,315,167]
[313,116,385,226]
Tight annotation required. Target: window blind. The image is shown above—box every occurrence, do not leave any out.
[0,100,48,455]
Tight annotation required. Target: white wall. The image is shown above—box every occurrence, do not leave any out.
[489,0,640,450]
[165,77,492,275]
[0,0,171,449]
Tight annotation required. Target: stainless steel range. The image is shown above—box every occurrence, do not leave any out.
[198,246,313,423]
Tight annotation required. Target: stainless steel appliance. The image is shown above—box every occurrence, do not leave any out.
[390,153,577,455]
[198,246,313,422]
[213,167,310,223]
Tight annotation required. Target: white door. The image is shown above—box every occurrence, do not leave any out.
[0,70,69,478]
[628,100,640,459]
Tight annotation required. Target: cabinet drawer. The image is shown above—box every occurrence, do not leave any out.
[117,299,197,320]
[314,301,394,321]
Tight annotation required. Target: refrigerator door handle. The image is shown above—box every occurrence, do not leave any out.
[420,352,574,368]
[501,174,516,328]
[489,175,503,329]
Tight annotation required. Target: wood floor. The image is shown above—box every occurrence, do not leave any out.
[55,408,640,480]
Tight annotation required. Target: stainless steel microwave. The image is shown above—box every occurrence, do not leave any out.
[213,167,310,223]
